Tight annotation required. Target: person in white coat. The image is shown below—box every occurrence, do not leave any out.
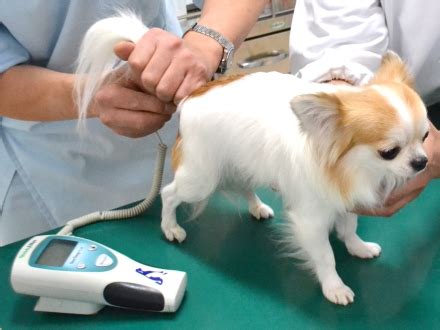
[289,0,440,216]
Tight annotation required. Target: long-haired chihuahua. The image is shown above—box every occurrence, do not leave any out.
[75,14,429,305]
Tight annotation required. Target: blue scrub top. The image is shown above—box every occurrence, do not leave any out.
[0,0,181,245]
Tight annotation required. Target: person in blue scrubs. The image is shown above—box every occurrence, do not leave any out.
[0,0,267,246]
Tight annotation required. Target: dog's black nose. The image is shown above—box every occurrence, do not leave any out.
[410,156,428,172]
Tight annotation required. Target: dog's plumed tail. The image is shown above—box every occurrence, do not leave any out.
[75,12,148,126]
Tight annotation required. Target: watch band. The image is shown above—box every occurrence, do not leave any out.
[184,23,235,74]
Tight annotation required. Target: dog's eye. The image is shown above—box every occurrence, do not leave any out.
[423,131,429,141]
[378,146,401,160]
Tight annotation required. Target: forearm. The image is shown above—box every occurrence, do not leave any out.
[198,0,268,48]
[0,65,77,121]
[183,0,268,76]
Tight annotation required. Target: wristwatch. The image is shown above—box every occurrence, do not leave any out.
[185,23,235,74]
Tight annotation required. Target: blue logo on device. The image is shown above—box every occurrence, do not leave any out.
[136,268,167,285]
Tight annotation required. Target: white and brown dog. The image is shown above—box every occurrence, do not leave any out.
[76,14,429,305]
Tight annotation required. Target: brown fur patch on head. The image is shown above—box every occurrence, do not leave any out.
[189,74,245,98]
[337,88,399,147]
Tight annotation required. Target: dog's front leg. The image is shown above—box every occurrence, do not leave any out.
[286,209,354,305]
[335,212,382,259]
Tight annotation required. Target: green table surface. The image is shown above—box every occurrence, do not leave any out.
[1,185,440,330]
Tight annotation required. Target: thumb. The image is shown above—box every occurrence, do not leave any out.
[114,41,135,61]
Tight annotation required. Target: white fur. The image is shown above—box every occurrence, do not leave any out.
[161,74,377,305]
[75,12,148,128]
[160,72,427,305]
[75,14,429,306]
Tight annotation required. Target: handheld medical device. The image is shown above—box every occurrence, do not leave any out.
[11,235,187,315]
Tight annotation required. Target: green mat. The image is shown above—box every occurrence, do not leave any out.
[1,183,440,330]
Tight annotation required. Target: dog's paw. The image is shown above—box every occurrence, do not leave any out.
[162,224,187,243]
[249,203,274,220]
[323,283,355,306]
[347,241,382,259]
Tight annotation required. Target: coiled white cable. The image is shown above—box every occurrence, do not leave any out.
[57,134,167,236]
[61,14,171,236]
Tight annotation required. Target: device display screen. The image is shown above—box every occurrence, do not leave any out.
[36,239,77,267]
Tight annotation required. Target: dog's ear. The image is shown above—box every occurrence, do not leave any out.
[291,92,350,165]
[371,51,414,86]
[290,92,341,137]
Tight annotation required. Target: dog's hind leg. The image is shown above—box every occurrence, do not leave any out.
[161,181,187,243]
[246,191,274,220]
[161,167,218,243]
[335,212,382,259]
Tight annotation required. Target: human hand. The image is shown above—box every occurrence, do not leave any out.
[114,28,222,105]
[358,123,440,217]
[90,69,174,138]
[91,28,222,138]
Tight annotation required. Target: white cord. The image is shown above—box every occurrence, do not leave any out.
[57,139,167,236]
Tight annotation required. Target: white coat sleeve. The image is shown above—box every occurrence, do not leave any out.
[289,0,389,85]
